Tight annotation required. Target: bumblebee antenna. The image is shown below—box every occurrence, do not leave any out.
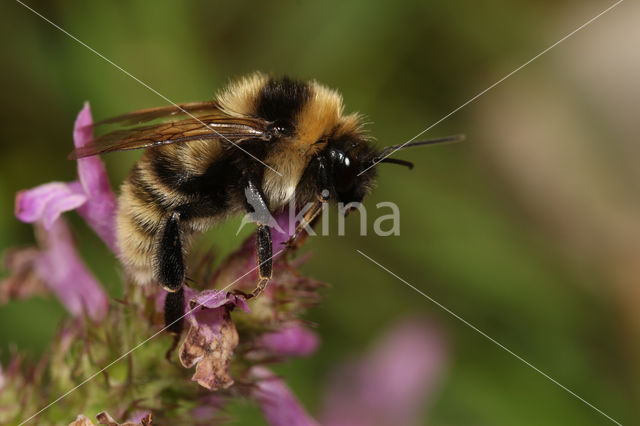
[375,134,465,161]
[378,158,414,169]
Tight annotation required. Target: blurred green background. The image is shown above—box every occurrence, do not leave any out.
[1,0,638,424]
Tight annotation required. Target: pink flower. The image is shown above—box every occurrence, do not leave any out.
[15,102,118,253]
[1,218,109,322]
[10,103,112,322]
[258,324,319,357]
[321,318,448,426]
[270,209,295,250]
[250,366,319,426]
[36,219,108,321]
[179,290,250,390]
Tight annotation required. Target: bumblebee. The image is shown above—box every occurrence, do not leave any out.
[70,72,461,331]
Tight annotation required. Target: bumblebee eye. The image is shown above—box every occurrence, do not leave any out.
[333,152,356,193]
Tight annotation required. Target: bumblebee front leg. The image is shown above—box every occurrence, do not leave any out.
[243,172,273,298]
[284,155,330,249]
[284,200,323,249]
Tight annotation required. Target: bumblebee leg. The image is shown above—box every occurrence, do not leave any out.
[243,172,273,298]
[157,211,185,292]
[284,200,324,249]
[284,155,330,249]
[253,224,273,297]
[164,287,185,333]
[164,286,184,361]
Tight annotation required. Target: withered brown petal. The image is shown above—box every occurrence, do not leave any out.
[94,411,153,426]
[69,415,95,426]
[179,307,239,391]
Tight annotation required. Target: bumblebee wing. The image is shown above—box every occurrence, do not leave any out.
[93,101,223,127]
[69,109,269,160]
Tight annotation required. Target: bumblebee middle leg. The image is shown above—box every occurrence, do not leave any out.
[253,223,273,297]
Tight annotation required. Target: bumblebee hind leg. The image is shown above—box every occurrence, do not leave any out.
[164,286,184,361]
[164,286,185,334]
[157,211,185,292]
[157,210,187,357]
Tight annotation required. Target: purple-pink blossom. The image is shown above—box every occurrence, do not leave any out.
[321,318,448,426]
[15,102,118,254]
[30,219,107,322]
[12,103,112,322]
[258,324,319,357]
[251,366,319,426]
[271,209,295,250]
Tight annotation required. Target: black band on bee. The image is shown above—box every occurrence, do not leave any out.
[129,165,168,208]
[257,77,310,128]
[150,150,193,192]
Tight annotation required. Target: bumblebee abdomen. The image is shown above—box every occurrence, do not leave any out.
[117,176,165,285]
[116,143,230,285]
[116,152,189,283]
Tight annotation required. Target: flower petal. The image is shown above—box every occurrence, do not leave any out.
[95,411,152,426]
[15,181,87,229]
[270,209,295,251]
[123,412,153,425]
[69,415,96,426]
[34,218,109,322]
[190,394,227,421]
[258,324,319,357]
[321,319,448,426]
[180,307,238,390]
[73,103,119,253]
[250,367,319,426]
[179,290,248,390]
[0,363,5,392]
[14,104,119,253]
[190,289,250,313]
[0,246,49,304]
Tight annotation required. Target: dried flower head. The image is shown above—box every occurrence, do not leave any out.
[178,291,249,390]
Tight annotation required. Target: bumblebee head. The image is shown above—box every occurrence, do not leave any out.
[313,131,465,205]
[315,133,378,205]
